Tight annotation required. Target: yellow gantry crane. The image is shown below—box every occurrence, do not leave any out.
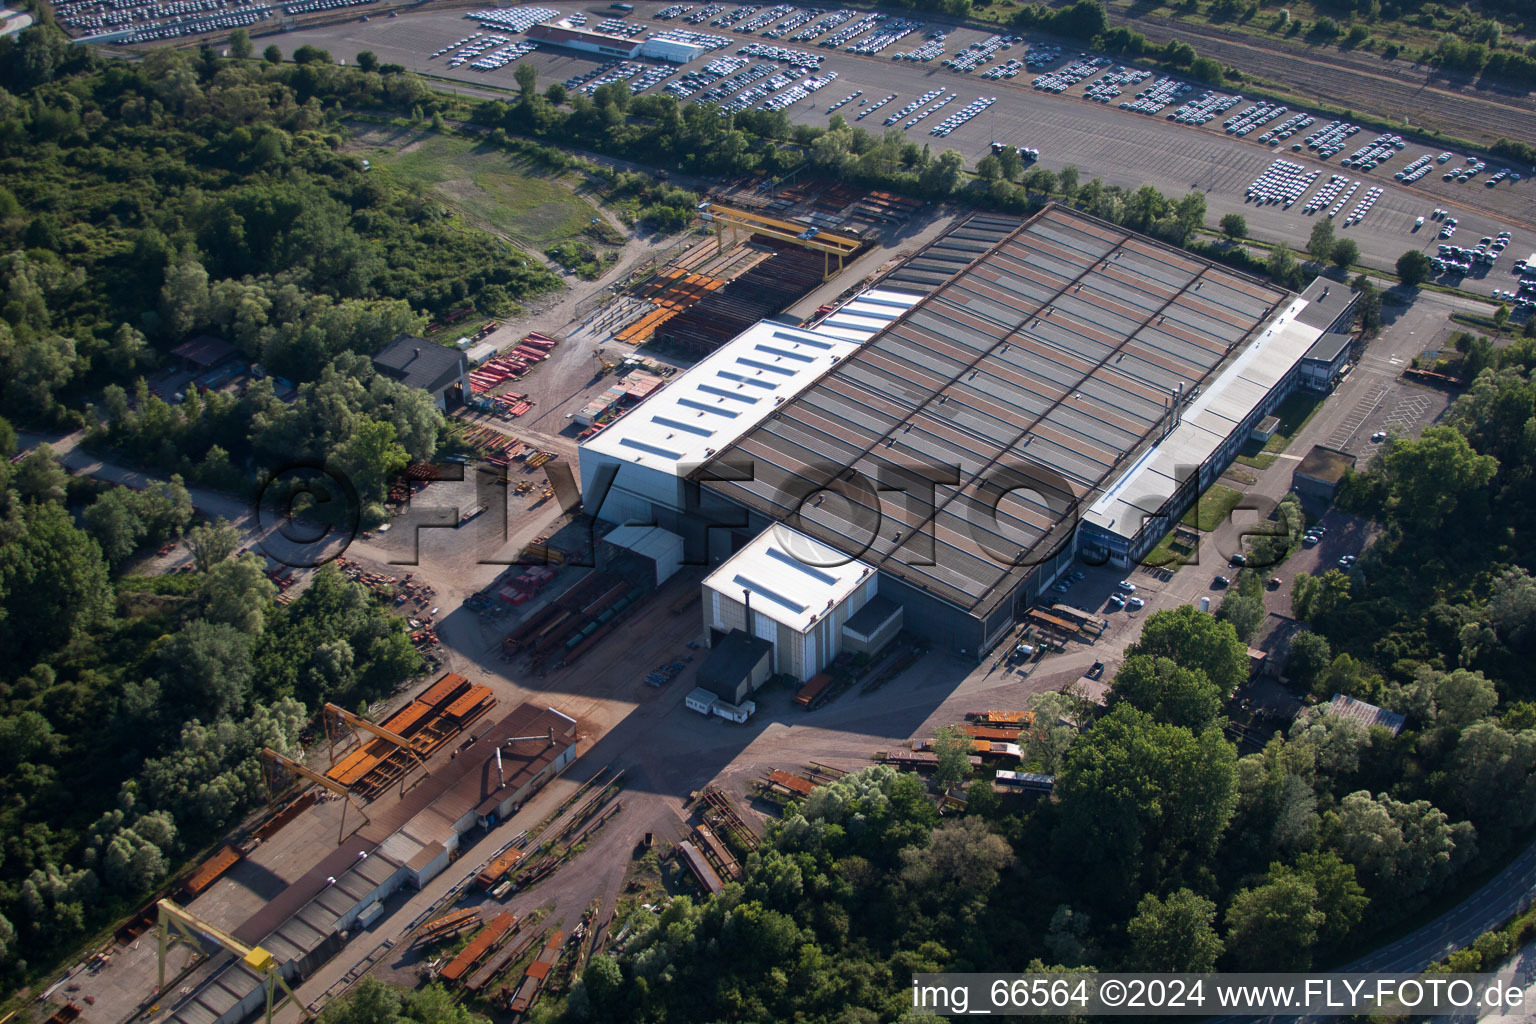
[322,702,431,796]
[706,205,863,280]
[155,899,311,1024]
[260,747,370,845]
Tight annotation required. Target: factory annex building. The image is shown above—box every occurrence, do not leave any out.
[580,206,1352,665]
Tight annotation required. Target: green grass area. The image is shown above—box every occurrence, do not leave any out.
[1142,529,1195,569]
[1182,483,1246,532]
[1235,391,1326,468]
[1142,486,1246,567]
[366,131,609,248]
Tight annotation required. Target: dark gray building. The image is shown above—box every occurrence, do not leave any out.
[372,335,469,411]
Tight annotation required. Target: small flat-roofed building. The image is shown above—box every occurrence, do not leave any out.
[1293,444,1356,501]
[703,525,876,681]
[697,629,773,704]
[1250,414,1281,442]
[1295,277,1360,334]
[640,34,705,62]
[841,595,903,656]
[372,335,469,411]
[1299,331,1353,392]
[602,524,685,586]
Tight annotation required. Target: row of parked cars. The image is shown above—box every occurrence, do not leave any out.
[1245,159,1318,207]
[664,55,747,98]
[844,15,923,55]
[929,95,995,137]
[737,41,823,67]
[1033,56,1110,92]
[883,88,944,126]
[57,0,265,37]
[1433,231,1512,274]
[1168,89,1239,125]
[854,93,897,120]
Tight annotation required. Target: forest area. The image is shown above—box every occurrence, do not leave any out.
[0,21,575,987]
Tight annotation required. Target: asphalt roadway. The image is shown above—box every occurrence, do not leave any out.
[276,1,1533,310]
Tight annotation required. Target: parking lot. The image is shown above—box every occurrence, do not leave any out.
[271,1,1533,308]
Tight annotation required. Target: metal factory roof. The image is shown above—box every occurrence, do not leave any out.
[1083,297,1323,541]
[696,206,1288,618]
[581,321,860,477]
[703,524,874,633]
[813,287,924,343]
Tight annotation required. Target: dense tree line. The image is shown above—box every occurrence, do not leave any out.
[0,28,557,432]
[0,432,422,982]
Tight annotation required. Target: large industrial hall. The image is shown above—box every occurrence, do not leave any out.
[580,204,1355,668]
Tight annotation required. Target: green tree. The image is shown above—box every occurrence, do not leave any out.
[229,27,252,60]
[931,723,975,790]
[83,488,148,566]
[899,816,1013,899]
[1216,591,1265,643]
[1331,238,1359,269]
[1294,850,1368,946]
[337,418,409,507]
[0,501,112,668]
[1054,704,1239,897]
[201,553,278,634]
[1307,219,1336,262]
[1219,212,1247,239]
[1111,654,1223,729]
[1224,868,1326,969]
[515,61,538,99]
[1127,605,1250,698]
[1127,888,1223,971]
[355,50,378,73]
[1376,426,1497,534]
[1286,631,1332,691]
[157,620,254,722]
[1397,249,1432,286]
[1321,791,1475,899]
[1266,245,1303,288]
[187,518,241,572]
[13,445,69,504]
[263,44,282,64]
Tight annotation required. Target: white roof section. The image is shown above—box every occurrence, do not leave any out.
[606,524,683,560]
[581,321,859,476]
[704,525,875,634]
[812,287,923,343]
[1083,297,1324,540]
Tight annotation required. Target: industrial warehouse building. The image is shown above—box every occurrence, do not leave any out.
[703,524,878,681]
[525,22,706,62]
[579,206,1357,663]
[162,702,577,1024]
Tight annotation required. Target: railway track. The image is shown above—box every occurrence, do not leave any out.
[701,788,760,851]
